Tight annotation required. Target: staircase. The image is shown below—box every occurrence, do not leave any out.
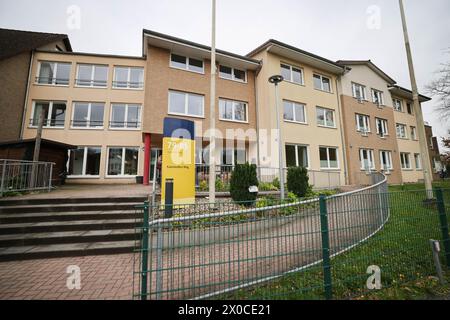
[0,196,146,261]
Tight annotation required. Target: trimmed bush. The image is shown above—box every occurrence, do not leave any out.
[230,163,259,205]
[287,166,309,198]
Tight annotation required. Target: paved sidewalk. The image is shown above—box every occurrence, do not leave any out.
[0,254,136,300]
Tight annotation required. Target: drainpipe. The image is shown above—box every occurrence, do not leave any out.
[335,72,349,185]
[254,62,262,173]
[20,50,35,139]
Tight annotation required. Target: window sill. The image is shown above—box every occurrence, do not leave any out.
[284,120,308,125]
[168,112,205,120]
[218,76,247,84]
[74,85,108,89]
[401,168,413,171]
[317,124,337,129]
[314,88,333,94]
[34,83,70,88]
[67,175,100,179]
[219,118,249,124]
[70,127,104,131]
[111,87,144,91]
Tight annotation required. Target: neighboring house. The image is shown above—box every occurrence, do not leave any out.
[248,40,347,188]
[0,28,72,143]
[425,124,442,180]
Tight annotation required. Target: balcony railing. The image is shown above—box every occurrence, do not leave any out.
[29,119,65,128]
[75,79,108,87]
[112,81,144,89]
[109,121,141,129]
[71,120,104,128]
[35,76,69,86]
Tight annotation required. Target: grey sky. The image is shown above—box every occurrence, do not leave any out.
[1,0,448,149]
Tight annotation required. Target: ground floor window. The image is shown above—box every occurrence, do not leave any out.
[221,148,246,165]
[319,147,338,169]
[379,150,393,171]
[285,144,308,168]
[400,152,411,169]
[68,147,101,176]
[359,148,375,170]
[107,147,139,176]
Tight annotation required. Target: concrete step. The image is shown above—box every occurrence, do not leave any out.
[0,210,141,224]
[0,202,142,214]
[0,240,138,261]
[0,229,140,247]
[0,196,147,207]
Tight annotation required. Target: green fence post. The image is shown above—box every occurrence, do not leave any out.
[319,195,333,300]
[435,188,450,268]
[141,201,149,300]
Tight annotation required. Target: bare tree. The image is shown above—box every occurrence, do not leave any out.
[426,50,450,121]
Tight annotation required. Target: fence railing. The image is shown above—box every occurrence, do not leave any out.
[132,172,449,300]
[0,159,54,197]
[195,165,342,191]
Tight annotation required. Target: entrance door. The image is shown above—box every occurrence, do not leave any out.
[150,148,162,181]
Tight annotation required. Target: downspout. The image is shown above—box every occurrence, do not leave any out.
[254,62,263,170]
[335,70,349,185]
[20,50,35,139]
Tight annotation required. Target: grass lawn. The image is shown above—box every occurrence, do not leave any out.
[222,180,450,300]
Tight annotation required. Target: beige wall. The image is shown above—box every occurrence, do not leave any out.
[22,51,147,183]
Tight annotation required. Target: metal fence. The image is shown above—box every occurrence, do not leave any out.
[0,159,54,197]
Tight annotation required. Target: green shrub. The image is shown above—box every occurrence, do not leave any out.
[230,163,259,206]
[287,166,309,198]
[198,180,208,191]
[272,177,280,190]
[259,182,279,191]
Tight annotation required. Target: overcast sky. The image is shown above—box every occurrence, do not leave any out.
[1,0,448,149]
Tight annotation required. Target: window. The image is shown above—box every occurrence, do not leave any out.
[72,102,104,128]
[221,148,246,165]
[414,153,422,170]
[319,147,339,169]
[37,61,71,85]
[76,64,108,87]
[430,136,434,149]
[280,63,304,85]
[110,104,141,129]
[410,126,417,140]
[396,123,407,139]
[107,147,139,176]
[31,101,66,128]
[68,147,101,177]
[393,99,403,112]
[352,82,366,101]
[371,89,384,105]
[379,151,393,171]
[400,152,411,170]
[313,74,331,92]
[359,149,375,170]
[285,144,309,168]
[113,66,144,89]
[283,100,306,123]
[356,114,370,133]
[219,99,247,122]
[407,103,413,115]
[376,118,389,137]
[170,53,204,73]
[168,90,204,117]
[316,107,335,128]
[219,65,247,82]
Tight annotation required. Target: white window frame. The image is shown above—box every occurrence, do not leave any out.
[280,63,304,85]
[219,99,248,123]
[106,147,140,177]
[396,123,408,139]
[36,61,71,86]
[313,74,332,92]
[356,114,370,133]
[379,150,393,171]
[406,102,414,115]
[219,65,247,83]
[316,106,335,128]
[376,118,389,137]
[112,66,144,90]
[371,89,384,105]
[393,98,403,112]
[168,90,205,118]
[71,102,105,130]
[220,147,248,166]
[75,64,109,88]
[410,126,417,140]
[283,100,307,124]
[400,152,412,170]
[169,53,204,74]
[359,149,375,171]
[414,153,422,170]
[67,146,102,178]
[352,82,367,101]
[30,101,66,129]
[285,144,310,169]
[109,104,142,130]
[319,146,339,170]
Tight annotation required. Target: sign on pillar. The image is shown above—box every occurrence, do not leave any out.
[161,117,196,205]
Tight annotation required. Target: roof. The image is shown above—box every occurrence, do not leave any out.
[388,85,432,103]
[0,138,76,150]
[247,39,345,74]
[0,28,72,61]
[142,29,261,70]
[336,60,397,84]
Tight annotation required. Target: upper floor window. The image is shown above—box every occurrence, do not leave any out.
[110,104,142,129]
[280,63,304,85]
[76,64,108,87]
[316,107,335,128]
[406,102,413,115]
[379,150,393,171]
[356,114,370,133]
[319,147,339,169]
[359,148,375,171]
[113,66,144,89]
[400,152,411,170]
[283,100,306,124]
[371,89,384,105]
[219,65,246,82]
[285,144,309,168]
[168,90,204,117]
[376,118,389,137]
[71,102,104,129]
[313,74,331,92]
[170,53,204,73]
[352,82,367,101]
[393,98,403,112]
[219,99,247,122]
[396,123,407,139]
[37,61,71,86]
[31,101,66,128]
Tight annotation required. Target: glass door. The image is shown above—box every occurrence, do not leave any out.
[150,148,162,181]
